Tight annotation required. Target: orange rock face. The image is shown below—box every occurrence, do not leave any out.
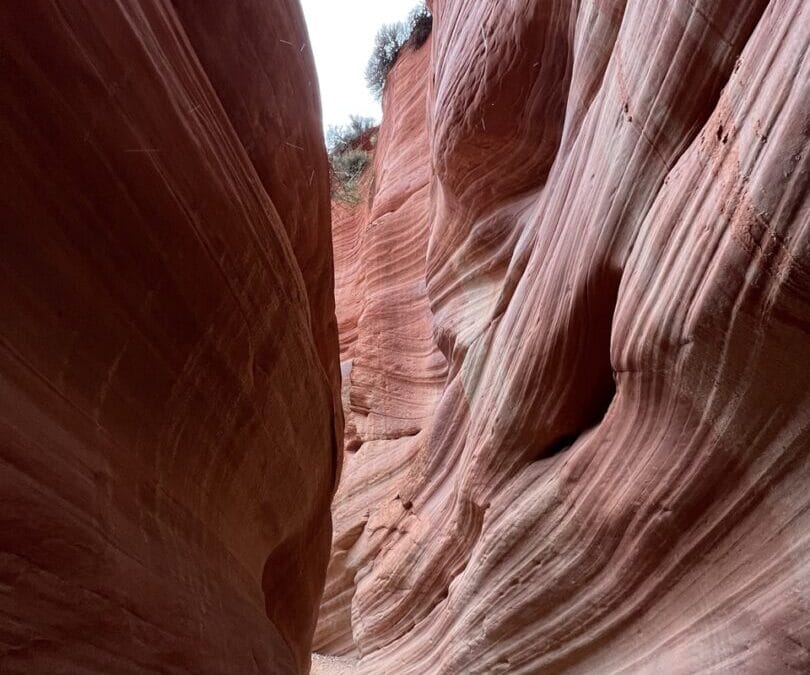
[0,2,340,673]
[319,1,810,672]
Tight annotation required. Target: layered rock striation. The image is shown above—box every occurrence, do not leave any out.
[315,35,447,656]
[0,1,340,673]
[318,0,810,672]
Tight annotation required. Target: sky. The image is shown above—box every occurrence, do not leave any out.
[300,0,419,131]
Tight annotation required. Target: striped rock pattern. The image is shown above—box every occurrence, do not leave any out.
[0,1,339,673]
[318,0,810,672]
[314,37,447,654]
[337,37,446,454]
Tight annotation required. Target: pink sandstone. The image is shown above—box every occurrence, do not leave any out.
[317,1,810,673]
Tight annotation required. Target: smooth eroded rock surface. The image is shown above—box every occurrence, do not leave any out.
[0,2,339,673]
[318,1,810,672]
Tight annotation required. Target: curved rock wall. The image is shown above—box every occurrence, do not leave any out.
[0,2,339,673]
[319,1,810,672]
[315,36,447,655]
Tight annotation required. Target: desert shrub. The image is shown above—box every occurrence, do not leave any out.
[330,148,370,203]
[326,115,377,155]
[408,3,433,48]
[327,115,377,203]
[365,21,407,101]
[365,2,432,100]
[331,148,369,184]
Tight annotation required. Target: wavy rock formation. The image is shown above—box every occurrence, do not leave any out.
[0,2,339,673]
[315,36,446,656]
[318,0,810,672]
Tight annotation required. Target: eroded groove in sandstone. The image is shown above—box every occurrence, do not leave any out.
[318,0,810,672]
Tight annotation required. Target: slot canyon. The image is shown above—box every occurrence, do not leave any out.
[1,1,808,674]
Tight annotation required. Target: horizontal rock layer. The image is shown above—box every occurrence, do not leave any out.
[0,1,339,673]
[318,0,810,672]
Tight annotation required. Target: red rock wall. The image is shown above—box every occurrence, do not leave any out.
[0,2,339,673]
[319,1,810,672]
[315,35,447,655]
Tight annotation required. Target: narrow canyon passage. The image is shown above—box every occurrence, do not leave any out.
[1,1,808,674]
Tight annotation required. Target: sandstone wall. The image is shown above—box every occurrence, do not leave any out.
[0,2,340,673]
[319,1,810,672]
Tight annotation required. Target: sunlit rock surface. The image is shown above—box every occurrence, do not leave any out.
[0,1,340,673]
[318,0,810,672]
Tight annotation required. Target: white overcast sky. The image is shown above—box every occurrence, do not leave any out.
[300,0,419,131]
